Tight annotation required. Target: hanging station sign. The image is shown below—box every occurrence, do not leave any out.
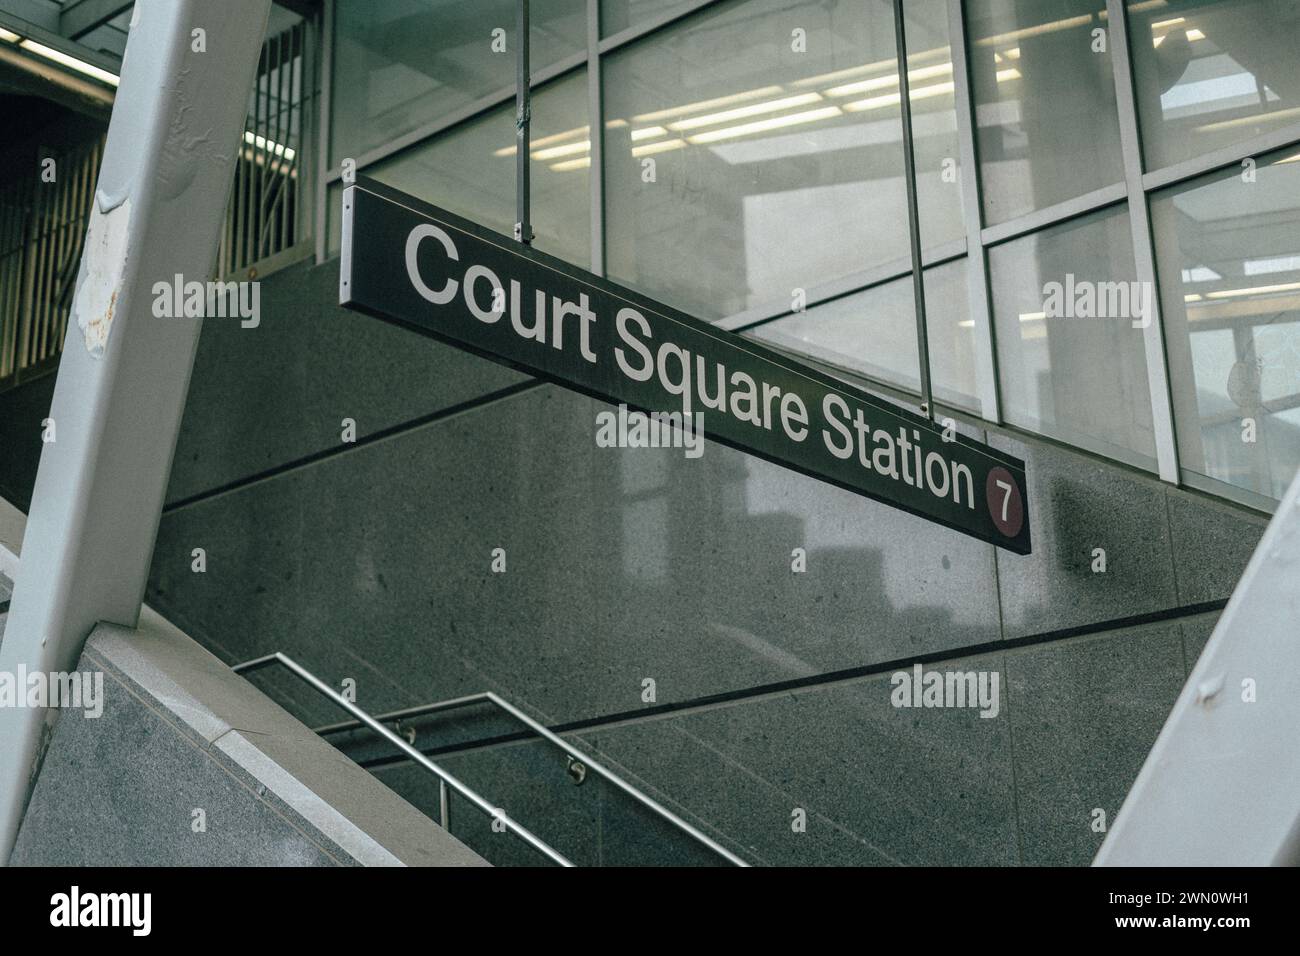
[339,179,1031,554]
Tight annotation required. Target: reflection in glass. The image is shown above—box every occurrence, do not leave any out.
[603,0,962,322]
[967,1,1125,224]
[746,258,978,411]
[1127,0,1300,171]
[601,0,699,36]
[1152,151,1300,500]
[990,206,1156,467]
[340,71,591,267]
[331,0,585,165]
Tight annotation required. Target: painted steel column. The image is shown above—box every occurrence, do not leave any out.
[1095,467,1300,866]
[0,0,272,863]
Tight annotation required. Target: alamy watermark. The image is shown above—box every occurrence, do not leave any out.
[891,663,1000,718]
[0,666,104,717]
[595,404,705,459]
[50,886,150,936]
[151,274,260,328]
[1041,274,1154,329]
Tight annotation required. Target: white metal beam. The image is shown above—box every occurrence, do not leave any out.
[0,0,272,864]
[1095,467,1300,865]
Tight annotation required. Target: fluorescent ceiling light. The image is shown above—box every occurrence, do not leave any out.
[975,15,1093,47]
[686,106,842,144]
[842,81,955,112]
[19,38,118,86]
[668,93,823,131]
[630,125,667,141]
[0,27,21,43]
[494,125,589,157]
[632,86,783,124]
[243,131,295,160]
[1206,280,1300,299]
[792,45,950,90]
[549,156,591,172]
[632,138,686,157]
[996,68,1021,82]
[531,139,591,161]
[826,62,953,98]
[1019,311,1046,322]
[530,125,589,149]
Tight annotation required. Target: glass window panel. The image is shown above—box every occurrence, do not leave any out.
[603,0,913,322]
[1127,0,1300,171]
[1152,150,1300,500]
[331,71,591,267]
[907,0,966,249]
[745,257,978,409]
[990,206,1156,467]
[601,0,699,36]
[968,0,1125,224]
[926,258,980,410]
[331,0,586,165]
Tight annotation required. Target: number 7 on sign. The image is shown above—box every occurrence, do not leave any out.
[985,467,1024,539]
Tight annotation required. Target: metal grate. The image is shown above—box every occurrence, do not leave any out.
[0,135,103,382]
[0,15,317,388]
[218,17,315,279]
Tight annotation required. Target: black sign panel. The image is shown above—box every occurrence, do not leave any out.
[339,179,1031,553]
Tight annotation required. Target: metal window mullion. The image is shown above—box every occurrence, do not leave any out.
[15,180,36,371]
[893,0,935,421]
[1141,120,1300,192]
[321,53,586,187]
[54,148,74,354]
[947,0,1001,424]
[1106,0,1179,484]
[256,39,273,263]
[32,176,52,365]
[2,191,15,377]
[587,0,604,276]
[980,183,1127,247]
[268,29,292,258]
[0,195,10,377]
[314,0,333,265]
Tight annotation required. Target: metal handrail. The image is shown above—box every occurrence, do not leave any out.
[232,652,573,867]
[315,691,749,868]
[236,652,749,866]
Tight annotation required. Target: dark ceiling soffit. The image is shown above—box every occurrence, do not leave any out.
[59,0,133,41]
[61,0,316,42]
[270,0,320,19]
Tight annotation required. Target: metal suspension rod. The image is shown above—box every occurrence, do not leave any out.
[515,0,533,244]
[892,0,935,420]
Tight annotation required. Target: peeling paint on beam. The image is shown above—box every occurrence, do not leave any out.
[74,194,131,357]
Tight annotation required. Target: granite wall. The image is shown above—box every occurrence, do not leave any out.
[0,256,1267,865]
